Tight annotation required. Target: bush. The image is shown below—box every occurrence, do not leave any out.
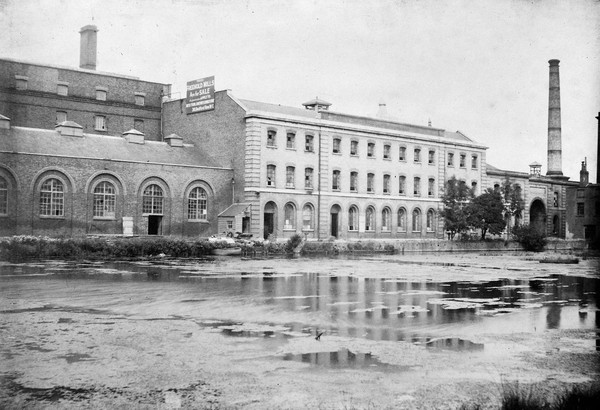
[512,224,547,252]
[0,236,217,261]
[284,234,304,253]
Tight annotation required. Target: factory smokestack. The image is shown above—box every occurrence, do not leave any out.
[546,59,563,177]
[596,112,599,184]
[79,25,98,70]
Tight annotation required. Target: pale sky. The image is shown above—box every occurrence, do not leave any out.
[2,0,599,181]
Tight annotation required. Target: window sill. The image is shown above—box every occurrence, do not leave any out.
[332,151,341,155]
[285,185,295,189]
[332,188,340,192]
[350,154,359,157]
[399,159,406,162]
[39,215,65,219]
[286,147,296,151]
[383,157,391,161]
[188,219,209,223]
[93,217,116,221]
[266,145,278,149]
[95,128,107,132]
[283,228,297,232]
[142,213,164,216]
[304,150,315,154]
[301,228,314,232]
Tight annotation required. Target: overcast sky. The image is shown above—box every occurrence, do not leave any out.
[2,0,599,181]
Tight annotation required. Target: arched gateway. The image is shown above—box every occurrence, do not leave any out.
[529,199,546,234]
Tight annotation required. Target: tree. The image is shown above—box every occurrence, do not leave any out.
[467,189,505,239]
[501,178,525,239]
[440,177,473,240]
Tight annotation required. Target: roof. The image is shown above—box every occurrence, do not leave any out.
[237,96,479,143]
[0,126,226,169]
[218,203,251,217]
[239,99,320,119]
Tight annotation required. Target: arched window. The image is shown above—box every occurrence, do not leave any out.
[381,207,391,231]
[412,208,422,232]
[93,181,116,218]
[284,203,296,230]
[0,176,7,215]
[397,208,406,232]
[142,184,163,214]
[188,187,208,220]
[365,206,375,231]
[427,209,435,232]
[302,204,314,230]
[348,206,359,231]
[40,178,64,216]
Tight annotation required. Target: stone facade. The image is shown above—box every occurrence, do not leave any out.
[164,93,487,240]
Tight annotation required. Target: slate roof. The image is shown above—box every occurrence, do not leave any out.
[218,203,251,217]
[0,126,226,169]
[239,99,320,119]
[238,97,478,143]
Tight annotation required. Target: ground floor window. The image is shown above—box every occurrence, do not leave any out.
[40,178,64,216]
[142,184,163,214]
[412,208,421,232]
[302,204,314,230]
[93,181,116,218]
[188,187,208,220]
[349,206,358,231]
[365,206,375,231]
[284,202,296,230]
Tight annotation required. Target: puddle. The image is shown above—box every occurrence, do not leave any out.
[57,353,94,364]
[425,338,484,352]
[283,348,402,370]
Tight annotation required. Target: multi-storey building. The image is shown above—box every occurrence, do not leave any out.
[164,92,487,240]
[0,26,170,141]
[0,26,233,237]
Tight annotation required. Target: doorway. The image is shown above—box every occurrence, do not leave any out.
[529,199,546,234]
[330,205,341,238]
[263,201,277,239]
[148,215,162,235]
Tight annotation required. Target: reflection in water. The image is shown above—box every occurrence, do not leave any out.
[425,338,484,351]
[1,260,598,350]
[283,348,399,370]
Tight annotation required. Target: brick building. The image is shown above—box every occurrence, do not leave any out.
[164,92,487,240]
[0,26,233,237]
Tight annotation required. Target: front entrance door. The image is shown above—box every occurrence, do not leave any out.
[263,214,274,239]
[148,215,162,235]
[330,205,341,238]
[263,201,277,240]
[242,216,250,233]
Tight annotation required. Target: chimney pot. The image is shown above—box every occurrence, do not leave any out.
[80,25,98,70]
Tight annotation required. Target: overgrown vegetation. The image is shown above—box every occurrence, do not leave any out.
[512,224,547,252]
[0,235,224,261]
[460,382,600,410]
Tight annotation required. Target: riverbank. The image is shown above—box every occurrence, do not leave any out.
[0,235,594,262]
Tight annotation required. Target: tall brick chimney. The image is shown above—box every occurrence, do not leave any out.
[546,59,563,177]
[79,25,98,70]
[596,112,600,184]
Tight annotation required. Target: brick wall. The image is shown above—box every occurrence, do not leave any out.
[0,152,233,237]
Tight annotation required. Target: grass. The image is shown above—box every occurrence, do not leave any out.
[460,382,600,410]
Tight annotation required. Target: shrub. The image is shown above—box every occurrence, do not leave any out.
[512,224,547,252]
[285,234,304,253]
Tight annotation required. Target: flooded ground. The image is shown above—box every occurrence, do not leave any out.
[0,253,599,409]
